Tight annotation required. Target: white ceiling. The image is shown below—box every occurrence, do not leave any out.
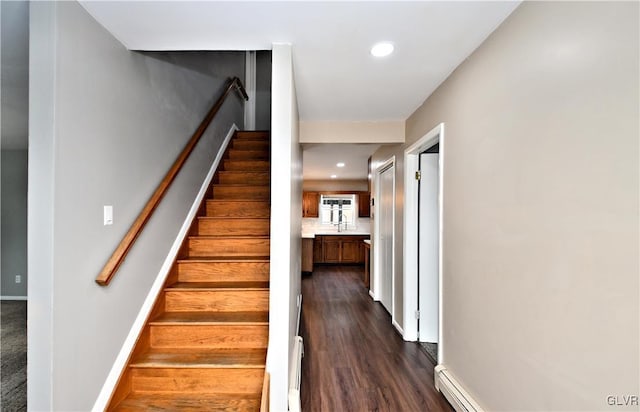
[79,1,520,121]
[3,1,519,177]
[303,143,380,180]
[1,0,29,150]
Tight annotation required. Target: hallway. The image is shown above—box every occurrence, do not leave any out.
[300,265,452,412]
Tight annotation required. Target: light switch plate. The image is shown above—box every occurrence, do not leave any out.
[104,205,113,225]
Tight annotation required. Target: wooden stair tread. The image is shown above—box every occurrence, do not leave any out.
[166,281,269,290]
[112,393,260,411]
[217,171,270,175]
[222,160,270,171]
[151,311,269,325]
[218,170,270,174]
[228,149,269,154]
[131,348,267,369]
[189,235,270,240]
[207,199,270,203]
[197,217,270,221]
[212,184,270,188]
[177,257,270,263]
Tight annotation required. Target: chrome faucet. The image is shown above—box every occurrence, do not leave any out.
[336,214,347,232]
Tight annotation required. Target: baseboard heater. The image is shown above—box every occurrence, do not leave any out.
[288,336,304,412]
[434,365,484,412]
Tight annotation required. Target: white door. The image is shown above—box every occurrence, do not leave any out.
[418,151,439,342]
[379,165,394,313]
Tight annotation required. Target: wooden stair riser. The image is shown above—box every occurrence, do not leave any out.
[130,347,267,368]
[197,218,270,236]
[212,185,270,200]
[150,324,268,349]
[231,140,271,150]
[235,131,269,140]
[232,140,270,151]
[227,150,270,160]
[206,201,270,218]
[165,290,269,312]
[112,394,260,412]
[177,261,270,283]
[188,237,270,257]
[130,368,264,394]
[217,171,270,185]
[223,160,270,171]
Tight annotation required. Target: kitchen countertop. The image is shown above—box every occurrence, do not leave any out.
[302,218,371,239]
[302,230,371,239]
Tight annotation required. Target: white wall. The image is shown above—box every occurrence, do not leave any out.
[300,120,404,143]
[28,2,245,410]
[1,150,28,298]
[303,179,368,192]
[373,2,639,410]
[28,3,56,407]
[268,43,302,412]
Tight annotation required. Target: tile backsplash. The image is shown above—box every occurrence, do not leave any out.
[302,217,371,234]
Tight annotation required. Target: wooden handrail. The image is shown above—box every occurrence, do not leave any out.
[95,77,248,286]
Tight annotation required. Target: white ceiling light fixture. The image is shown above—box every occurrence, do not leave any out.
[336,162,345,167]
[370,41,394,58]
[330,174,337,179]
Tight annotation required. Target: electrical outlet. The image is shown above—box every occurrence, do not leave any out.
[15,275,21,284]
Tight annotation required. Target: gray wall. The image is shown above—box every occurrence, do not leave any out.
[1,0,29,151]
[28,2,245,410]
[372,2,639,410]
[1,150,28,297]
[255,50,272,130]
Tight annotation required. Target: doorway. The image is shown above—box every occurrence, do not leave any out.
[403,123,444,363]
[373,157,395,319]
[418,146,439,345]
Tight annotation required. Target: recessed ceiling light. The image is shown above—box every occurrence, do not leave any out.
[336,162,345,168]
[371,42,394,58]
[330,174,337,179]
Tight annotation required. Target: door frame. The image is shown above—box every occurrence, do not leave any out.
[402,123,445,362]
[372,156,396,325]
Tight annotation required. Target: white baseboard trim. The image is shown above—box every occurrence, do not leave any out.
[368,289,378,300]
[92,124,238,412]
[1,296,28,301]
[392,319,404,335]
[434,365,484,412]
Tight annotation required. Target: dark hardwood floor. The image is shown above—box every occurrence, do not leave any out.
[300,265,453,412]
[1,301,27,412]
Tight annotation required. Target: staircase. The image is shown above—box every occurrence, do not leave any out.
[108,131,271,411]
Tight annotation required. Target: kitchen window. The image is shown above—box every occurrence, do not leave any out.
[319,194,356,226]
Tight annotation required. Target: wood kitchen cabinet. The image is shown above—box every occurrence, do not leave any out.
[302,192,319,217]
[302,238,314,273]
[358,191,371,217]
[313,238,323,263]
[322,237,341,263]
[341,238,361,263]
[314,235,369,264]
[363,241,371,288]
